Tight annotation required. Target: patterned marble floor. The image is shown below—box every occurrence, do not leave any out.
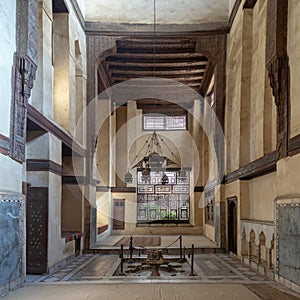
[24,253,300,299]
[28,253,270,283]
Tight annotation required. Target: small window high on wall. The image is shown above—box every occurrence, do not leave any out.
[143,114,187,131]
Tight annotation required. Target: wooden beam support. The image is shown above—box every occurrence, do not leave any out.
[112,75,203,82]
[106,60,208,69]
[266,0,289,160]
[225,152,276,183]
[110,69,204,76]
[107,52,206,60]
[27,104,86,157]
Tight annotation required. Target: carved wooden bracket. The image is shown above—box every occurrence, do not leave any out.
[9,0,38,162]
[267,55,289,160]
[10,55,37,162]
[266,0,289,161]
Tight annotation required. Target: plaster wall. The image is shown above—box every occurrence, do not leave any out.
[96,101,110,186]
[52,0,87,139]
[249,0,267,161]
[248,173,276,222]
[68,4,87,138]
[96,191,110,226]
[116,106,127,187]
[288,0,300,138]
[84,0,229,24]
[0,0,16,136]
[53,13,71,131]
[192,100,203,186]
[0,156,22,194]
[204,224,214,242]
[225,6,243,173]
[226,0,276,174]
[61,185,83,232]
[277,154,300,198]
[31,0,53,118]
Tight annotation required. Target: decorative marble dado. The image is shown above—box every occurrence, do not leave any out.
[0,193,25,297]
[241,219,274,249]
[275,198,300,288]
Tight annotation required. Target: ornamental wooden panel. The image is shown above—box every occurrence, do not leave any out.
[26,187,48,274]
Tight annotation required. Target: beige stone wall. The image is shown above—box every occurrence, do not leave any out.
[226,0,276,173]
[249,0,276,160]
[288,0,300,138]
[31,0,87,145]
[277,153,300,198]
[248,173,276,221]
[226,8,243,173]
[96,191,110,227]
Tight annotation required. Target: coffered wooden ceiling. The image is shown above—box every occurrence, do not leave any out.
[101,37,211,111]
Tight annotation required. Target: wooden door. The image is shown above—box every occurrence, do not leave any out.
[113,199,125,230]
[26,187,48,274]
[228,197,237,254]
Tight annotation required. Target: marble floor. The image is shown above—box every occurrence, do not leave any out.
[21,253,300,300]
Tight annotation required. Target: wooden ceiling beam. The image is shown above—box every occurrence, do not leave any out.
[112,75,203,82]
[117,43,195,49]
[110,69,204,76]
[106,52,206,60]
[116,39,195,45]
[106,61,207,68]
[111,82,200,89]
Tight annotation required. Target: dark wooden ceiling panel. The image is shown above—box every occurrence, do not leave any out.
[103,37,210,111]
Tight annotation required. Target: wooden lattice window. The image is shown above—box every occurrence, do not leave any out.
[136,169,190,223]
[143,115,187,131]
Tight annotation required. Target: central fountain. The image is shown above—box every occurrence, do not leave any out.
[113,236,196,278]
[145,249,165,276]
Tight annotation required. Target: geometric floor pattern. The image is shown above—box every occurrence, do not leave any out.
[29,253,271,283]
[23,253,300,299]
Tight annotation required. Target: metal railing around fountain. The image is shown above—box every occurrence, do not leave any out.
[118,235,196,277]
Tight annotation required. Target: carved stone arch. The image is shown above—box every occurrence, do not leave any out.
[259,231,267,263]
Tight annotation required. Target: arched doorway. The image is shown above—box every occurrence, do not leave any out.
[228,197,237,254]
